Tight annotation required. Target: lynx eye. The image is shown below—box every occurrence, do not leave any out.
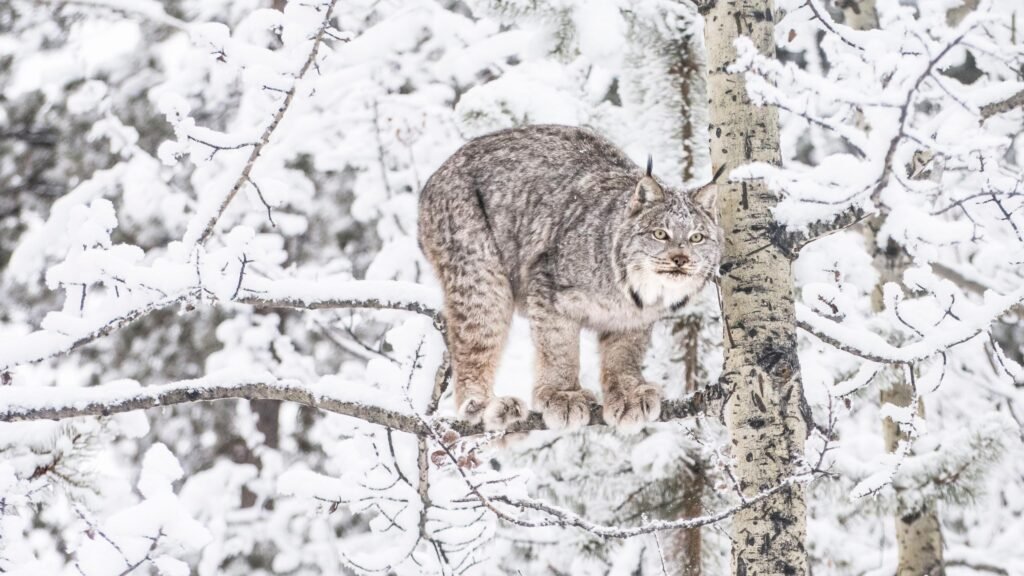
[689,232,705,244]
[652,229,669,241]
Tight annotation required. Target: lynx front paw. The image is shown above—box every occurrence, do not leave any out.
[603,384,662,432]
[536,388,595,431]
[482,396,529,430]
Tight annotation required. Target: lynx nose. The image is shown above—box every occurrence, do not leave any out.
[670,252,690,269]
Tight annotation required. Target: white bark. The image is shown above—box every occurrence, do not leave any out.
[702,1,809,574]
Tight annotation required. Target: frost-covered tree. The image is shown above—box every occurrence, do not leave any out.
[733,0,1024,573]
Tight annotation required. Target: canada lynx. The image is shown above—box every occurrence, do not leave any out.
[418,125,721,431]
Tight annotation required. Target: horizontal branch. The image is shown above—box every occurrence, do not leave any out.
[54,0,189,30]
[482,475,805,538]
[768,204,871,259]
[0,292,191,373]
[0,279,444,373]
[236,278,446,334]
[980,89,1024,120]
[0,374,724,436]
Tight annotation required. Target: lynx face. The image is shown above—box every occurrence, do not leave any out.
[615,178,721,308]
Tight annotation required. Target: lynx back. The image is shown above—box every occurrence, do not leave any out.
[418,125,721,431]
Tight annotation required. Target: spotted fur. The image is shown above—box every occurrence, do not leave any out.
[418,125,721,431]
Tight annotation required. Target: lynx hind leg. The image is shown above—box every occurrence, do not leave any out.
[599,329,662,433]
[529,307,594,430]
[438,258,528,430]
[419,173,529,430]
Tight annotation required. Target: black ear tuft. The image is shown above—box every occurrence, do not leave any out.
[646,155,653,178]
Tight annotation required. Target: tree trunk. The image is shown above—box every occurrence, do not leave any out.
[882,383,944,576]
[702,2,809,574]
[871,229,944,575]
[668,20,709,573]
[840,3,947,573]
[669,317,705,575]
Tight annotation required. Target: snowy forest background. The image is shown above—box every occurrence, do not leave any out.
[1,0,1023,574]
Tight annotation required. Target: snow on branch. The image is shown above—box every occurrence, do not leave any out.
[0,293,190,373]
[0,278,443,373]
[796,283,1024,363]
[980,89,1024,120]
[48,0,189,30]
[0,371,725,436]
[236,277,447,333]
[768,204,872,258]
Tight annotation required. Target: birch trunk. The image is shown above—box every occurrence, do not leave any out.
[702,2,808,574]
[841,2,947,573]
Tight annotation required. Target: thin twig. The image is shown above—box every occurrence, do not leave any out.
[188,0,339,249]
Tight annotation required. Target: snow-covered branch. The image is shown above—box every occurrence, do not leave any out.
[769,204,872,258]
[796,282,1024,363]
[0,372,725,435]
[236,277,447,334]
[0,279,444,373]
[47,0,189,30]
[980,89,1024,120]
[0,292,192,373]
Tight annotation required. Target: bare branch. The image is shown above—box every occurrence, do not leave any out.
[246,177,277,228]
[0,375,725,436]
[802,0,865,51]
[469,479,805,538]
[980,89,1024,120]
[0,292,192,373]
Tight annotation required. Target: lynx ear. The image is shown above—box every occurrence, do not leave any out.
[690,164,725,214]
[629,155,664,213]
[690,182,717,213]
[635,176,664,202]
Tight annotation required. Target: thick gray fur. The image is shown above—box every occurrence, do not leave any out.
[418,125,721,431]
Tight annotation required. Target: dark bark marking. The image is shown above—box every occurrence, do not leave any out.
[751,392,768,413]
